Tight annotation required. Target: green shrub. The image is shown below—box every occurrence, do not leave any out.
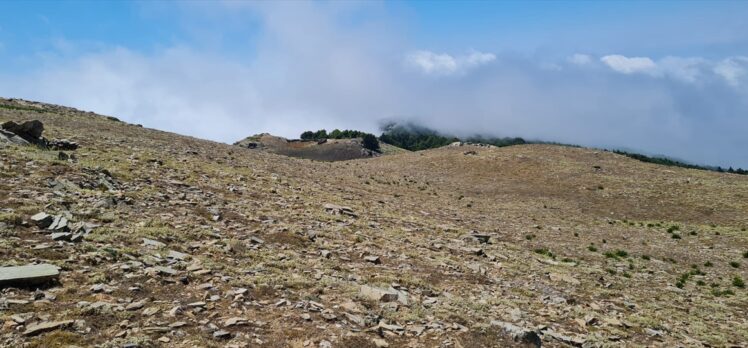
[534,248,556,259]
[605,249,628,259]
[733,276,745,289]
[712,288,735,297]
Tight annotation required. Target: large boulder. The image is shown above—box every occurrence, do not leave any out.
[1,120,44,144]
[0,129,30,145]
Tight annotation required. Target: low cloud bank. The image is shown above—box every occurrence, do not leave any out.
[0,3,746,168]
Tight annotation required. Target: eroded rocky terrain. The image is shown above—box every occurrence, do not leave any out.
[1,98,747,347]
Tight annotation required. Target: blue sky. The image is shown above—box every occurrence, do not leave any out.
[1,1,747,167]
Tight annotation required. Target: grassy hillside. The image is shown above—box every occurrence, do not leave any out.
[0,98,746,347]
[380,122,747,175]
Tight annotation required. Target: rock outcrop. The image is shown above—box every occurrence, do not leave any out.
[0,119,78,150]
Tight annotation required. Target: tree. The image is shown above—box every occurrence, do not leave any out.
[362,133,380,152]
[313,129,328,139]
[300,131,315,140]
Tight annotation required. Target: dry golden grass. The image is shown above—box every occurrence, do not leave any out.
[0,98,746,347]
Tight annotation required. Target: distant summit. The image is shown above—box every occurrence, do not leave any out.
[234,133,405,162]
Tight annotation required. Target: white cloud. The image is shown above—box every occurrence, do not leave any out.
[657,56,706,83]
[714,56,748,86]
[600,55,657,74]
[568,53,591,65]
[598,54,748,85]
[405,50,495,76]
[0,3,747,168]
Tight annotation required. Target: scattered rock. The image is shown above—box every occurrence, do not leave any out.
[224,317,248,327]
[168,306,183,317]
[544,329,585,347]
[213,330,231,339]
[126,299,147,311]
[645,328,664,337]
[90,284,107,293]
[465,232,491,244]
[151,266,178,276]
[50,232,72,241]
[360,285,408,305]
[22,320,74,336]
[30,212,53,228]
[142,238,166,248]
[0,264,60,287]
[490,320,542,348]
[142,307,160,316]
[464,247,485,256]
[364,256,381,264]
[166,250,190,261]
[48,215,69,232]
[323,203,357,217]
[48,139,78,151]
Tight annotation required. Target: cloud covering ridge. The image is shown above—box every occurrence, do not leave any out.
[0,2,747,168]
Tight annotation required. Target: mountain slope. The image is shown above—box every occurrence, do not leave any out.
[0,98,746,347]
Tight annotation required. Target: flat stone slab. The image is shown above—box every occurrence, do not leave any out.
[0,264,60,287]
[360,285,408,305]
[23,320,74,336]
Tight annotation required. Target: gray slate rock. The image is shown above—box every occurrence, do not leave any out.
[23,319,74,336]
[31,212,54,228]
[51,232,72,241]
[48,215,69,232]
[0,129,30,145]
[360,285,408,305]
[143,238,166,248]
[213,330,231,339]
[490,320,542,348]
[0,264,60,287]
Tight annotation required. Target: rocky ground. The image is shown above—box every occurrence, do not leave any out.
[0,98,747,347]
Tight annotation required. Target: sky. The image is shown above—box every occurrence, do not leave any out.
[0,1,747,168]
